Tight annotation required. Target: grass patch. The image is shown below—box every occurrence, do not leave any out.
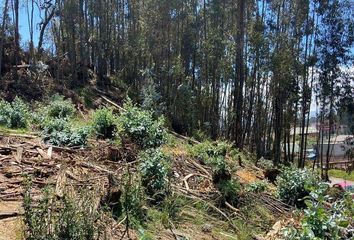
[0,125,30,134]
[328,169,354,181]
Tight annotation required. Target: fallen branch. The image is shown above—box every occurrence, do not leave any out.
[79,162,116,175]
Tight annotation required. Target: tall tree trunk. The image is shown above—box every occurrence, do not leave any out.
[0,0,9,79]
[233,0,246,149]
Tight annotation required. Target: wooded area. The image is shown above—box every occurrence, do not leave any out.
[0,0,353,239]
[0,0,353,171]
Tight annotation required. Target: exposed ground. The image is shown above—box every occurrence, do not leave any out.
[0,131,294,240]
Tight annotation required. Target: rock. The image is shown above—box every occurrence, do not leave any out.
[201,223,213,233]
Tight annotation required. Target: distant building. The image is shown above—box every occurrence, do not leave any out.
[290,126,319,137]
[317,135,354,159]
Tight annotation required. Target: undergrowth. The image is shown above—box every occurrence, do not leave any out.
[23,182,104,240]
[0,97,29,128]
[277,167,319,207]
[118,99,167,149]
[91,107,117,139]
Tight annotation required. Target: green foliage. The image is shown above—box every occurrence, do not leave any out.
[91,107,117,139]
[140,74,165,116]
[121,172,147,227]
[217,179,241,206]
[245,180,269,193]
[139,148,170,199]
[189,140,232,164]
[0,97,29,128]
[23,183,102,240]
[41,118,89,147]
[256,157,274,170]
[118,100,167,148]
[328,169,354,181]
[46,95,76,119]
[189,141,232,183]
[79,87,94,108]
[282,184,354,240]
[277,168,320,207]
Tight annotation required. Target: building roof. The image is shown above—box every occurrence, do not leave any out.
[322,135,354,144]
[290,126,319,136]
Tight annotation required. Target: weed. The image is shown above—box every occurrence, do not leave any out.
[41,118,89,147]
[23,183,103,240]
[139,148,170,200]
[46,94,76,119]
[216,179,241,206]
[91,107,117,139]
[118,99,167,149]
[0,97,29,128]
[277,167,320,207]
[245,180,269,193]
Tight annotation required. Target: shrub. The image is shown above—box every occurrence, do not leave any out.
[140,77,165,116]
[41,118,89,147]
[119,100,167,148]
[91,107,117,139]
[0,97,29,128]
[139,149,170,199]
[245,180,269,193]
[24,184,103,240]
[189,141,232,183]
[277,168,319,207]
[217,179,241,206]
[256,157,274,170]
[121,174,147,227]
[0,99,11,126]
[46,95,76,119]
[189,140,232,164]
[282,184,354,240]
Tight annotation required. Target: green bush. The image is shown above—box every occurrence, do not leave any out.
[0,97,29,128]
[46,95,76,119]
[189,141,232,163]
[41,118,89,147]
[217,179,241,206]
[91,107,117,139]
[24,184,102,240]
[0,99,11,126]
[277,168,319,207]
[139,149,170,199]
[282,184,354,240]
[119,100,167,148]
[121,175,147,227]
[189,141,232,183]
[245,180,269,193]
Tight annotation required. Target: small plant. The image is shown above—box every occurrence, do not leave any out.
[217,179,241,206]
[139,148,170,200]
[282,184,354,240]
[277,167,319,207]
[256,157,274,170]
[0,97,29,128]
[189,141,233,183]
[41,118,89,147]
[189,141,232,163]
[118,99,167,148]
[121,176,147,227]
[46,94,76,119]
[91,107,117,139]
[24,184,103,240]
[0,99,11,126]
[140,76,165,116]
[245,180,269,193]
